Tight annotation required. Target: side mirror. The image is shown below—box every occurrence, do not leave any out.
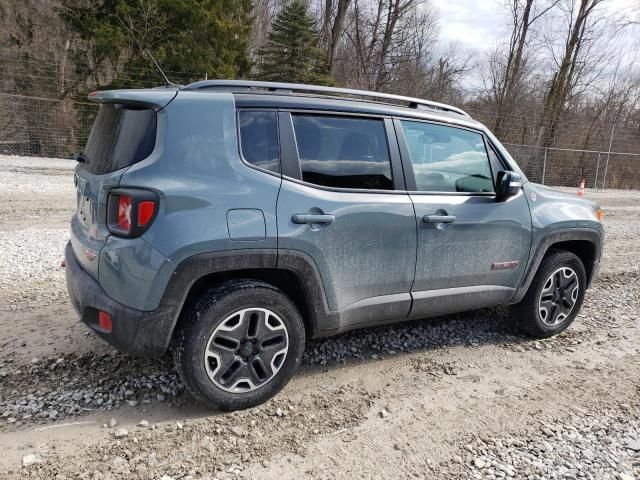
[496,171,522,201]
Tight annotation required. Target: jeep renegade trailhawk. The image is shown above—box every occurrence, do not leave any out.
[65,81,604,410]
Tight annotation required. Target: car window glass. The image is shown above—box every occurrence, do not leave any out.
[292,115,392,190]
[83,104,156,175]
[238,110,280,173]
[486,143,504,182]
[400,120,494,193]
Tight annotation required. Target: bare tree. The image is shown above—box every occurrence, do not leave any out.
[335,0,426,91]
[621,0,640,26]
[320,0,351,72]
[396,42,471,103]
[427,46,472,102]
[537,0,606,148]
[379,2,437,92]
[484,0,559,137]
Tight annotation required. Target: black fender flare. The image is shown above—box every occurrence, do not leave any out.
[152,249,334,353]
[511,227,603,304]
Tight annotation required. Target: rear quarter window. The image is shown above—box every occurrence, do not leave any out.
[82,103,157,175]
[238,110,280,173]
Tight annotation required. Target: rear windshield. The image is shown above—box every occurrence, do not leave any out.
[82,103,157,175]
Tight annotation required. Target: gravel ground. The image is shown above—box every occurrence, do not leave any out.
[0,155,639,479]
[0,228,69,310]
[464,404,640,480]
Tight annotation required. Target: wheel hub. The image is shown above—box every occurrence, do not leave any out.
[238,340,255,359]
[204,307,289,393]
[538,267,579,326]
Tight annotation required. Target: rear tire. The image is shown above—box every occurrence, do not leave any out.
[172,279,305,410]
[513,249,587,338]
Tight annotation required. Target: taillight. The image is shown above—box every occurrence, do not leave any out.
[98,311,112,332]
[117,195,133,231]
[107,189,158,237]
[137,201,156,226]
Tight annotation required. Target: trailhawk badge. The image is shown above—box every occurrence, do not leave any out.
[491,261,519,270]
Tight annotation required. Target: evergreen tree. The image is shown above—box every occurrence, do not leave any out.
[60,0,253,88]
[256,0,333,85]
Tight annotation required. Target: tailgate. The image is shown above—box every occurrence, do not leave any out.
[69,88,174,279]
[70,166,121,279]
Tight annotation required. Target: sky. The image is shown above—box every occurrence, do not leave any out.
[436,1,502,52]
[435,0,639,53]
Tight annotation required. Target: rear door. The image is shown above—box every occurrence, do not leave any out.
[71,102,158,278]
[394,118,532,318]
[277,112,416,329]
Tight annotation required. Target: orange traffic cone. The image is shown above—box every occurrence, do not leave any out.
[578,177,586,197]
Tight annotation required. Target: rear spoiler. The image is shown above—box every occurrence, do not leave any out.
[87,89,178,111]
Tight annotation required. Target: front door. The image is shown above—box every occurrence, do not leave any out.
[277,112,416,329]
[394,118,532,318]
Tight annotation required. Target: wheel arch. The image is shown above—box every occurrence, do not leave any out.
[160,249,333,354]
[512,227,603,304]
[546,240,596,283]
[178,268,315,337]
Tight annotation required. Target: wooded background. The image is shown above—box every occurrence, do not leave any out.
[1,0,639,188]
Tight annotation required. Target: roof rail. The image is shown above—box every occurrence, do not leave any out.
[184,80,470,118]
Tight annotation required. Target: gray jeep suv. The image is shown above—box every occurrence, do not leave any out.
[65,81,604,409]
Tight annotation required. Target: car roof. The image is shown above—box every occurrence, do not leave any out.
[231,92,484,131]
[87,83,527,182]
[183,80,483,131]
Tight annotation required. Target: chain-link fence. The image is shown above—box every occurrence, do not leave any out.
[0,49,194,159]
[502,144,640,190]
[0,93,98,158]
[1,50,639,189]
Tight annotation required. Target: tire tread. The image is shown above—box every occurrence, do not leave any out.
[172,279,304,410]
[514,249,586,338]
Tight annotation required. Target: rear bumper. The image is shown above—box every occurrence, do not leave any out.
[65,242,176,357]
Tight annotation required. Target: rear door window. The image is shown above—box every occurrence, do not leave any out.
[291,114,393,190]
[83,103,157,175]
[238,110,280,173]
[400,120,494,193]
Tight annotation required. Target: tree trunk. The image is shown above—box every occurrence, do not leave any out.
[329,0,350,73]
[538,0,603,148]
[494,0,535,137]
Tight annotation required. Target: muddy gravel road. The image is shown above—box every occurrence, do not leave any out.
[1,155,639,480]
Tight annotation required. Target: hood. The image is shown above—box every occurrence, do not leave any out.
[524,182,603,230]
[527,182,599,209]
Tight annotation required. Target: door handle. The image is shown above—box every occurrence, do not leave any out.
[423,214,456,224]
[292,214,335,225]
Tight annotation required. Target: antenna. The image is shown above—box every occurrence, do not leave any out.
[145,49,179,88]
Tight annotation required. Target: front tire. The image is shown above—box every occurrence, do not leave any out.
[172,280,305,410]
[514,249,587,338]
